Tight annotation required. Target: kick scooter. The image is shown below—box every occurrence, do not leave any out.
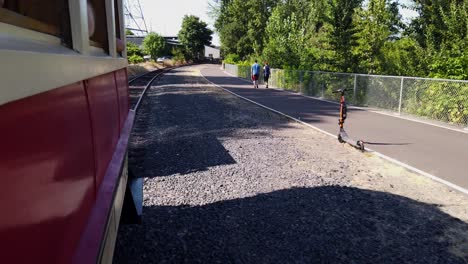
[332,89,365,151]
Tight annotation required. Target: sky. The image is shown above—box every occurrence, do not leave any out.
[137,0,221,46]
[399,0,419,24]
[133,0,418,47]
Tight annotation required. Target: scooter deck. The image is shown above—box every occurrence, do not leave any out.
[338,128,365,151]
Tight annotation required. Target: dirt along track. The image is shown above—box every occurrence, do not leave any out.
[201,64,468,192]
[114,65,468,264]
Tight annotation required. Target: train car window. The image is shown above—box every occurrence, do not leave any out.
[0,0,72,47]
[114,0,123,56]
[88,0,109,53]
[114,0,120,40]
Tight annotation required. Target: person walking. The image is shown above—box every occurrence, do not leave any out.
[251,60,261,88]
[263,62,271,88]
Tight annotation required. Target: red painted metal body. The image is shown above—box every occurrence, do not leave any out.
[86,72,122,190]
[0,69,131,263]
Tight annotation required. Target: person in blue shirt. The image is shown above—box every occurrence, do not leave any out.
[263,61,271,88]
[251,60,261,88]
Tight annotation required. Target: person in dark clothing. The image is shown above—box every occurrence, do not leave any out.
[263,62,271,88]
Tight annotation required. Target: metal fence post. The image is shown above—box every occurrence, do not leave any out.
[299,71,303,94]
[398,77,404,115]
[271,69,274,88]
[353,74,357,104]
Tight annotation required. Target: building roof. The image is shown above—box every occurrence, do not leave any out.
[126,36,144,47]
[126,35,182,47]
[205,45,220,51]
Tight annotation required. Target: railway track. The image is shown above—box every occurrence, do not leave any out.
[121,68,169,225]
[128,68,168,110]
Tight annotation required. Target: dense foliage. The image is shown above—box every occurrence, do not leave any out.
[143,32,167,61]
[178,15,213,61]
[171,47,186,63]
[128,54,144,64]
[212,0,467,79]
[127,42,145,64]
[127,42,144,57]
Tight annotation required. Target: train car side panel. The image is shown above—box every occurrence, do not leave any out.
[0,82,96,263]
[115,68,130,127]
[0,0,135,262]
[73,110,135,264]
[85,73,121,190]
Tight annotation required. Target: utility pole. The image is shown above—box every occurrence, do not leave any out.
[124,0,148,36]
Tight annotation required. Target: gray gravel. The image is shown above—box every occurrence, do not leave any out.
[114,66,468,264]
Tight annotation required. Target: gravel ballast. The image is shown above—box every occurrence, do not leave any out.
[114,65,468,264]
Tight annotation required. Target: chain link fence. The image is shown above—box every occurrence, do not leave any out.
[224,63,468,127]
[224,63,238,77]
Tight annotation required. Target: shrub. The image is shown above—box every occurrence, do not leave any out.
[172,48,186,64]
[223,53,240,64]
[127,42,144,57]
[403,81,468,125]
[128,54,144,64]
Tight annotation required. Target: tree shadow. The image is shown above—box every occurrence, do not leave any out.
[128,76,293,178]
[114,186,468,263]
[138,134,236,177]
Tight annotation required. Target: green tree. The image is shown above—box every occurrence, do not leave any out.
[407,0,467,78]
[126,29,135,35]
[352,0,403,73]
[213,0,466,80]
[143,32,167,61]
[380,37,427,76]
[298,0,335,71]
[263,1,307,68]
[427,0,467,79]
[178,15,213,60]
[329,0,363,72]
[214,0,248,57]
[213,0,278,59]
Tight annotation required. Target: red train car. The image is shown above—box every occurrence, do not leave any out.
[0,1,140,263]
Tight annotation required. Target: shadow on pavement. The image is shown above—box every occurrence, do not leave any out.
[202,76,366,125]
[114,186,468,264]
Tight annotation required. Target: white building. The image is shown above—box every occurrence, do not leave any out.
[204,45,221,59]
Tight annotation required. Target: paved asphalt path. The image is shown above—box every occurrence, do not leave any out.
[200,64,468,191]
